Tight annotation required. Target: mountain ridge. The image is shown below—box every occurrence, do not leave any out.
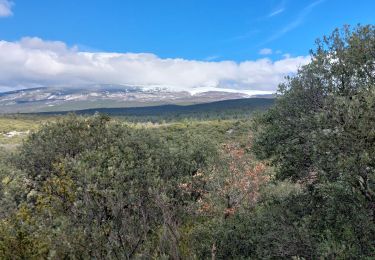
[0,86,275,113]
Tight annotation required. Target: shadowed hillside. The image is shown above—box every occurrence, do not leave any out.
[33,98,274,121]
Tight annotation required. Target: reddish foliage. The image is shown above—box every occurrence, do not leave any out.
[179,138,270,217]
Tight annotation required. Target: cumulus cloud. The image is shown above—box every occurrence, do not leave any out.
[0,0,13,17]
[259,48,273,55]
[0,37,311,94]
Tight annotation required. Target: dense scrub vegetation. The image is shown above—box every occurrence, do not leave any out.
[252,24,375,258]
[0,25,374,259]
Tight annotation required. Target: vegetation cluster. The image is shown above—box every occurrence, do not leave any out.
[0,25,374,259]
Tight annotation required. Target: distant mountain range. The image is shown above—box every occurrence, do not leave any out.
[0,85,275,113]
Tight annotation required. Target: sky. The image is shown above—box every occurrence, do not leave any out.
[0,0,373,94]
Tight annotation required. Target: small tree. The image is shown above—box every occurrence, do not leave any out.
[253,24,375,257]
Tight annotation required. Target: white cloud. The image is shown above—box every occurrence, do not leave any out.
[265,0,325,43]
[0,37,311,94]
[0,0,13,17]
[259,48,273,55]
[204,55,220,61]
[267,8,285,18]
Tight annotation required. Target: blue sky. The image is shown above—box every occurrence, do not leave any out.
[1,0,373,61]
[0,0,373,93]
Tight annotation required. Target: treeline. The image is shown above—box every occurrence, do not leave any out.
[35,98,274,123]
[0,25,374,259]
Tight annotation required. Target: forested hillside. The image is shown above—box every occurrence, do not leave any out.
[34,97,274,122]
[0,25,374,259]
